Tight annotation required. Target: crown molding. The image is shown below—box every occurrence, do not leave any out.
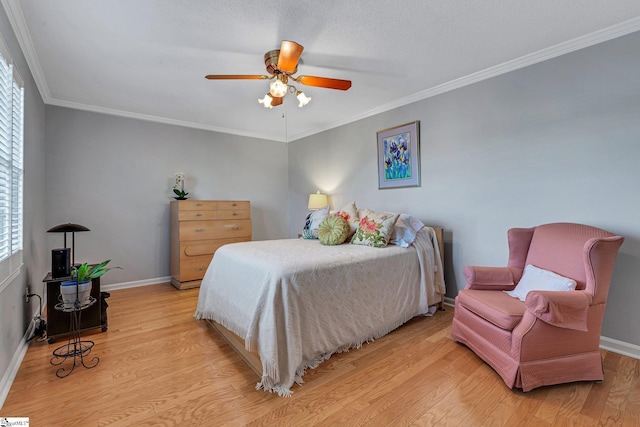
[1,0,52,102]
[4,0,640,143]
[48,98,287,143]
[290,16,640,142]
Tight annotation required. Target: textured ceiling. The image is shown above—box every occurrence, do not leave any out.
[4,0,640,142]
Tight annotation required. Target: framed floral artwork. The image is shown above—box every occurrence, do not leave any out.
[377,121,420,189]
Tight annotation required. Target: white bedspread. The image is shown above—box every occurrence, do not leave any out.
[194,227,445,396]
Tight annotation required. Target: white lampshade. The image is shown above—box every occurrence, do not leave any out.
[258,93,274,108]
[307,191,328,210]
[296,91,311,107]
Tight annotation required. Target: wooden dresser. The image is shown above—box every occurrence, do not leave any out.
[170,200,251,289]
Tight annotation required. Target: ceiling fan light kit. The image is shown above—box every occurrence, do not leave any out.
[258,93,274,108]
[269,76,288,98]
[296,91,311,108]
[206,40,351,109]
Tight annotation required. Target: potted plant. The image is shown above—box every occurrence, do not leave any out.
[60,260,117,309]
[173,172,189,200]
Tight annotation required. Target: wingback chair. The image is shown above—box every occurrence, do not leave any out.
[451,222,624,391]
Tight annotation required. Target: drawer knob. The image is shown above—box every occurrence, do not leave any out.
[232,212,238,216]
[224,225,240,230]
[195,228,205,232]
[231,203,237,206]
[195,213,202,217]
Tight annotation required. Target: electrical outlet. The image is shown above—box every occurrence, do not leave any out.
[25,286,30,303]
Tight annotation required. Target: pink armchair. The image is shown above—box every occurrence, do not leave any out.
[451,223,624,391]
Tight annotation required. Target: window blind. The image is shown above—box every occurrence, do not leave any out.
[0,40,24,286]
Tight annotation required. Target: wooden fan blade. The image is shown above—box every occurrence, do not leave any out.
[205,74,269,80]
[296,75,352,91]
[277,41,304,73]
[271,96,283,107]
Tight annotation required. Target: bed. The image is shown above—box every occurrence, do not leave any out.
[194,222,445,396]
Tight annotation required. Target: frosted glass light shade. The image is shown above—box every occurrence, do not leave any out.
[269,79,288,97]
[258,93,273,108]
[296,91,311,107]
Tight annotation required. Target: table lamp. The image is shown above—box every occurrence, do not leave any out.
[307,191,328,210]
[47,223,90,278]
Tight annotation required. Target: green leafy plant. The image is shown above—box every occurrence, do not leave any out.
[72,260,119,283]
[173,188,189,199]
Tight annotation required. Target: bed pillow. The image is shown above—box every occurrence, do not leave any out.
[335,201,359,237]
[504,264,577,302]
[390,214,426,247]
[350,209,400,248]
[301,205,330,239]
[318,215,350,245]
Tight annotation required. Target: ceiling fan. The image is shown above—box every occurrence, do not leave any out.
[205,40,352,108]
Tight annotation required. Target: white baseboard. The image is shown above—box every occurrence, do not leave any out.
[0,317,36,410]
[600,336,640,360]
[101,276,172,291]
[443,296,640,360]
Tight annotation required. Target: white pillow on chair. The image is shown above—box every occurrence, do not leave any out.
[504,264,577,302]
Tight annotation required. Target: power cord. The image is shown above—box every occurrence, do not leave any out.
[26,293,47,342]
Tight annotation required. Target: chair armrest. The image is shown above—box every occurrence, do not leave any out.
[507,227,535,269]
[525,290,592,331]
[463,266,519,290]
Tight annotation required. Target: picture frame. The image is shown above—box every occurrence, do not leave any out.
[377,121,420,189]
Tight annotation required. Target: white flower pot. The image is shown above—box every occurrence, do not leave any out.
[60,280,92,309]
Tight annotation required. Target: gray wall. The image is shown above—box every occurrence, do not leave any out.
[45,107,289,285]
[288,31,640,346]
[0,8,47,398]
[2,5,640,403]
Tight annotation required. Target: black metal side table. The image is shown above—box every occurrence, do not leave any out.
[50,296,100,378]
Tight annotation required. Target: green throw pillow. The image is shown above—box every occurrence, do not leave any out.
[318,215,350,246]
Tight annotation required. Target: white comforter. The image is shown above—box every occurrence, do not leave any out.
[194,227,445,396]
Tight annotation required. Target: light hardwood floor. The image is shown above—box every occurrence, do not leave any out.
[1,283,639,426]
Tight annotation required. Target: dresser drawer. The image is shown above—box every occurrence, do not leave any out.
[216,209,250,220]
[180,219,252,241]
[178,200,218,211]
[179,255,213,282]
[178,237,251,281]
[218,200,249,211]
[180,209,250,221]
[181,237,251,257]
[178,210,219,221]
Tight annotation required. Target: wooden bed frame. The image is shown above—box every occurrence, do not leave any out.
[206,227,445,378]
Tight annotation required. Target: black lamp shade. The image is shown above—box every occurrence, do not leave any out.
[47,223,90,233]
